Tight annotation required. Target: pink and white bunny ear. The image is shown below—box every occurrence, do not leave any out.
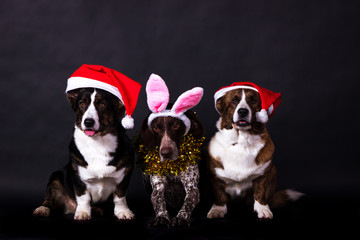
[171,87,204,114]
[146,74,169,113]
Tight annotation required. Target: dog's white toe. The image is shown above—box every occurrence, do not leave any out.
[74,210,91,220]
[115,209,135,220]
[254,200,273,219]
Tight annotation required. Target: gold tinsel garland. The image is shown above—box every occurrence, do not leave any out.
[134,134,205,176]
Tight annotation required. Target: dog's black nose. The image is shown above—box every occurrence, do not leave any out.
[84,118,95,128]
[160,148,173,160]
[238,108,249,118]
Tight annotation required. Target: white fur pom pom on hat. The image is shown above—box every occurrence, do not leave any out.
[255,109,269,123]
[121,115,135,129]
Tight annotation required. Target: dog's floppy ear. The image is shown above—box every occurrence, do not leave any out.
[185,110,204,139]
[140,114,156,149]
[66,89,79,111]
[215,96,233,130]
[146,73,169,113]
[215,96,225,114]
[112,98,126,121]
[171,87,203,115]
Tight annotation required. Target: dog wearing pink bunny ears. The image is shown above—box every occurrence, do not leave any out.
[135,74,205,227]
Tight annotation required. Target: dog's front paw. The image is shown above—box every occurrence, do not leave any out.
[74,210,91,221]
[254,201,273,219]
[207,204,227,219]
[149,215,170,227]
[33,206,50,217]
[170,216,190,227]
[114,208,135,220]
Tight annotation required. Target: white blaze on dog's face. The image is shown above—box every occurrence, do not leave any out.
[216,88,262,130]
[232,90,252,130]
[81,90,100,136]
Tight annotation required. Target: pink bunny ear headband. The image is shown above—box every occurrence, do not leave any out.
[146,74,204,135]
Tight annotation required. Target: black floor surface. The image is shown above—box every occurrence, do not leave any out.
[0,191,358,240]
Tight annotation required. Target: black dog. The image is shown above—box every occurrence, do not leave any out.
[33,88,135,220]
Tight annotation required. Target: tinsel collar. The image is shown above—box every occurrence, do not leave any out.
[134,134,205,176]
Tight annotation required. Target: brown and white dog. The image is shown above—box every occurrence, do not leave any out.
[136,74,204,227]
[207,82,302,219]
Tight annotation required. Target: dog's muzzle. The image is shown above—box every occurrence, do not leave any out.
[234,108,251,128]
[83,118,98,136]
[159,134,179,162]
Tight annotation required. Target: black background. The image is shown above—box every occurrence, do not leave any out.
[1,0,359,239]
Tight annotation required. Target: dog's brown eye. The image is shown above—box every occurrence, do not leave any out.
[153,125,161,133]
[98,102,105,108]
[172,122,180,130]
[249,98,257,105]
[79,101,86,107]
[231,98,239,105]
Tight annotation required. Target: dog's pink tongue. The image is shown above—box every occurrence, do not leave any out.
[84,130,96,136]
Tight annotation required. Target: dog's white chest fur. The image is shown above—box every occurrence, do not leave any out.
[74,126,125,203]
[209,127,270,197]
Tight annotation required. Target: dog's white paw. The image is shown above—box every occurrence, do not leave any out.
[33,206,50,217]
[207,204,227,219]
[254,200,273,219]
[74,210,91,221]
[113,196,134,220]
[114,208,135,220]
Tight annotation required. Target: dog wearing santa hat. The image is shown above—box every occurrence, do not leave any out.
[33,64,141,220]
[206,82,302,219]
[135,74,204,227]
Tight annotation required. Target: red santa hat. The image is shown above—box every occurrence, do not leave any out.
[65,64,142,129]
[214,82,281,123]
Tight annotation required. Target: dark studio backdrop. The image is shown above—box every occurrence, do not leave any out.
[0,0,359,239]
